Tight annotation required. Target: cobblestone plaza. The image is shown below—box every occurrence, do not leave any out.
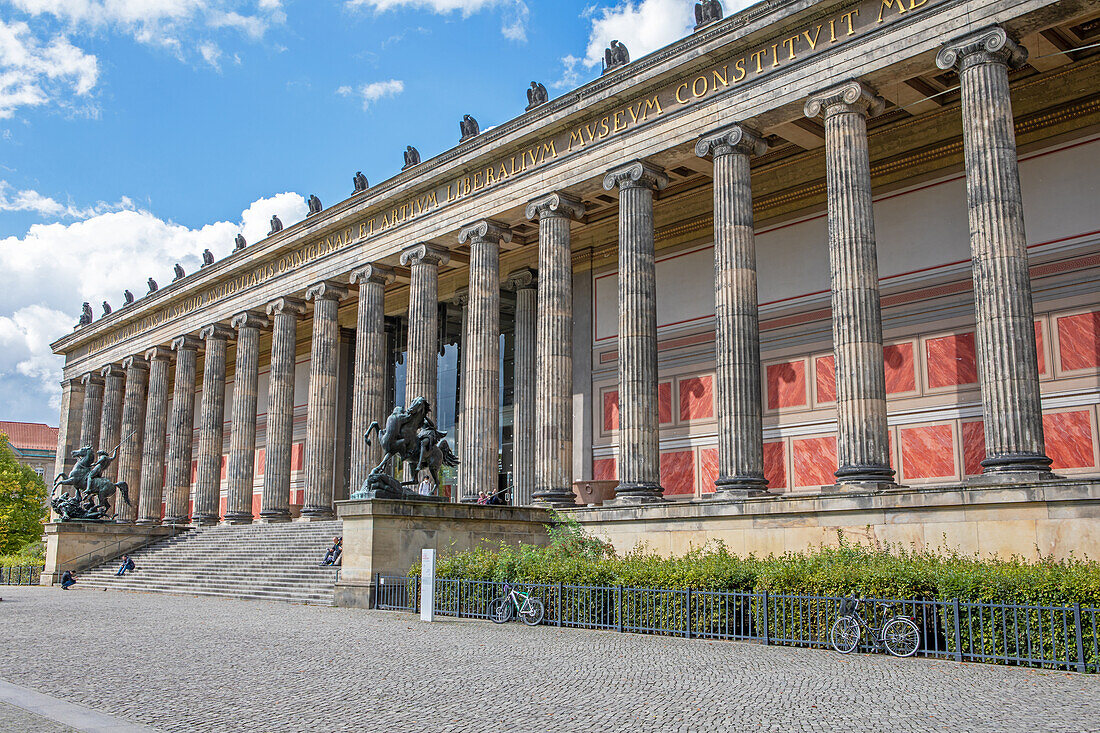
[3,587,1099,732]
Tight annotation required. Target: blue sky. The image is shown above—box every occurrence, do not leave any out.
[0,0,742,425]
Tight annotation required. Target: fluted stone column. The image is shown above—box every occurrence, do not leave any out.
[603,161,669,504]
[137,347,172,524]
[164,335,201,524]
[301,281,349,520]
[805,80,895,488]
[696,124,769,497]
[53,378,84,485]
[937,27,1052,478]
[78,372,104,450]
[350,265,395,489]
[224,311,268,524]
[116,355,148,523]
[399,244,449,408]
[457,220,511,502]
[526,192,585,507]
[451,291,469,503]
[505,267,537,505]
[96,363,125,515]
[192,324,233,525]
[260,297,307,523]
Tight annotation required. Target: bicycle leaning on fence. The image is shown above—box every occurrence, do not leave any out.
[828,596,921,657]
[488,583,545,626]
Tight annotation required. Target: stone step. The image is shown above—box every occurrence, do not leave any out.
[75,585,333,604]
[80,579,335,596]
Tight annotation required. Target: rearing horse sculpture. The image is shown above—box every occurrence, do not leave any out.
[364,397,459,492]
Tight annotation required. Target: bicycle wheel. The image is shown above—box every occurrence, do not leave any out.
[829,616,861,654]
[520,597,545,626]
[488,597,513,624]
[882,617,920,657]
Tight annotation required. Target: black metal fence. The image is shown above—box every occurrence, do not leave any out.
[0,565,43,585]
[375,574,1099,674]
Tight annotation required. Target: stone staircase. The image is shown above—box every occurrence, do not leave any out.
[78,521,342,605]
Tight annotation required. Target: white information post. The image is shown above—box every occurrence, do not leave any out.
[420,548,435,622]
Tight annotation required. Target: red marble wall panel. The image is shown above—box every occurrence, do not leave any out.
[679,376,715,421]
[763,441,787,489]
[1035,321,1046,376]
[899,424,956,480]
[659,382,673,424]
[291,442,304,471]
[660,450,696,496]
[603,390,619,432]
[1043,411,1096,469]
[291,489,304,507]
[815,355,835,404]
[593,457,617,481]
[699,448,719,493]
[884,343,917,395]
[218,496,227,518]
[255,448,265,476]
[767,360,807,410]
[1056,311,1100,372]
[925,332,978,388]
[220,455,228,480]
[961,420,985,476]
[190,460,198,484]
[252,493,263,517]
[792,435,836,488]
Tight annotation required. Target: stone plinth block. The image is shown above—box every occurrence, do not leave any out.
[41,522,182,585]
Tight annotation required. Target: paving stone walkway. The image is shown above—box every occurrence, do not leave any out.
[2,586,1098,732]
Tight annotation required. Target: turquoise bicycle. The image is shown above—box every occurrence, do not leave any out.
[488,583,545,626]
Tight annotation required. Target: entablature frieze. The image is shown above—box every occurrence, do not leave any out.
[53,0,1074,376]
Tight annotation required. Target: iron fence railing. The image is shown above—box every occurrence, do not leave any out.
[374,574,1099,674]
[0,565,43,585]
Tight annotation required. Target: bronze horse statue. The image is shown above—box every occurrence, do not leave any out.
[52,445,130,520]
[364,397,458,491]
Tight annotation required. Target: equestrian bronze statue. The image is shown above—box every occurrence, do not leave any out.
[354,397,457,500]
[51,433,134,521]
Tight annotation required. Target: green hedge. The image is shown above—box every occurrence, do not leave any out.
[412,517,1100,607]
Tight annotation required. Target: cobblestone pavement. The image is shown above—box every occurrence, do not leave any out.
[0,702,76,733]
[3,586,1098,732]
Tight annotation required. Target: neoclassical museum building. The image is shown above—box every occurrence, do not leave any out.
[51,0,1100,557]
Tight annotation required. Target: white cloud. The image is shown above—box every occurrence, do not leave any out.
[347,0,528,41]
[0,19,99,119]
[198,40,222,69]
[0,191,307,422]
[581,0,695,68]
[0,180,133,218]
[338,79,405,110]
[552,54,584,90]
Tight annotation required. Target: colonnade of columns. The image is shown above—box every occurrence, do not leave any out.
[56,25,1050,522]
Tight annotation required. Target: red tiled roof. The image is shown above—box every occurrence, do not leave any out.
[0,421,59,451]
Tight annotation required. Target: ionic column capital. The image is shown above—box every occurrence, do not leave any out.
[81,372,104,388]
[199,323,235,342]
[804,80,885,120]
[350,264,396,286]
[458,219,512,246]
[525,192,585,222]
[399,243,450,268]
[451,289,470,308]
[503,267,537,291]
[936,25,1027,72]
[171,335,204,352]
[603,160,668,192]
[231,310,269,330]
[121,354,148,372]
[265,296,308,318]
[100,362,125,379]
[305,280,349,303]
[144,345,173,362]
[695,123,767,159]
[60,376,84,390]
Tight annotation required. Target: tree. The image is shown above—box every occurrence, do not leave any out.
[0,432,48,554]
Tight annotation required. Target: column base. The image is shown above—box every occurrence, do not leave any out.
[709,474,769,499]
[532,490,577,508]
[979,453,1054,476]
[834,464,895,487]
[829,480,898,493]
[608,482,666,505]
[256,512,290,524]
[191,515,219,527]
[134,519,158,526]
[221,512,253,525]
[162,516,189,527]
[296,511,334,522]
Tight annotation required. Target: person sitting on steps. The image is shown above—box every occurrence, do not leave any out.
[116,555,135,576]
[61,570,76,590]
[320,537,342,566]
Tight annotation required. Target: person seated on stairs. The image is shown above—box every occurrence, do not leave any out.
[320,537,342,566]
[60,570,76,590]
[116,555,135,576]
